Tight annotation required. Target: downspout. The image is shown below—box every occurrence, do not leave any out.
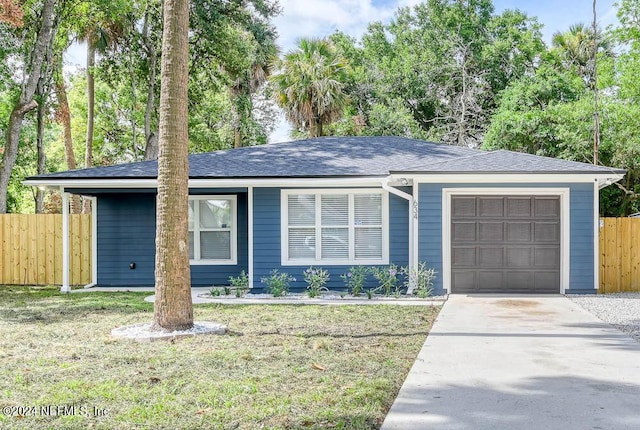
[381,178,416,293]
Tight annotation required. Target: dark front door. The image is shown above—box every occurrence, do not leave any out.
[450,195,561,294]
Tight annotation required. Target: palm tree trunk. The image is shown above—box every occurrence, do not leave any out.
[152,0,193,331]
[83,42,96,213]
[35,92,47,213]
[0,0,56,213]
[143,7,159,160]
[54,57,81,213]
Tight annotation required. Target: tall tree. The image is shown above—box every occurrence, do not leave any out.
[152,0,193,331]
[270,38,348,138]
[0,0,57,213]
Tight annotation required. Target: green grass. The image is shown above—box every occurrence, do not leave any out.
[0,286,439,429]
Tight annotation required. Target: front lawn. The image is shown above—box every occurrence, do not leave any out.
[0,286,439,429]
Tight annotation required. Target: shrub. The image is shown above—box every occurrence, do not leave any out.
[401,263,437,298]
[303,267,330,298]
[370,264,400,296]
[340,266,368,296]
[229,270,250,297]
[261,269,295,297]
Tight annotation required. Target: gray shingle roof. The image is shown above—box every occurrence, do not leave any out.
[28,136,624,181]
[392,150,626,174]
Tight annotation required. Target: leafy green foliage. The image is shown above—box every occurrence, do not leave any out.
[261,269,295,297]
[401,263,437,298]
[370,264,401,296]
[341,266,368,296]
[270,38,349,137]
[303,266,330,298]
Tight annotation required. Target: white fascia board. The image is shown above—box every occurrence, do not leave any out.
[23,176,387,190]
[408,173,623,185]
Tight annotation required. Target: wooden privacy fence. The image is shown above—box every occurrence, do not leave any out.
[0,214,92,286]
[600,217,640,293]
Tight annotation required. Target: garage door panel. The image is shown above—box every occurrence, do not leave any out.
[452,247,476,266]
[451,195,560,294]
[534,271,561,292]
[506,247,532,267]
[478,247,504,267]
[479,222,504,241]
[534,197,560,218]
[478,271,504,291]
[505,271,534,290]
[534,247,560,267]
[506,197,532,217]
[452,271,476,291]
[478,197,504,217]
[452,222,476,241]
[452,197,476,217]
[506,222,531,242]
[534,222,560,242]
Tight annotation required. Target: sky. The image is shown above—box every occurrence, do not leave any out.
[64,0,621,143]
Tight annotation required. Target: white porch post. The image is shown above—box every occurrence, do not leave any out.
[61,190,71,293]
[248,186,254,289]
[84,196,98,288]
[594,178,600,292]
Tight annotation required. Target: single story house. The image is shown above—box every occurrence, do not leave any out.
[25,136,625,295]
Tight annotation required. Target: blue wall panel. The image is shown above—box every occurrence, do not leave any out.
[96,190,248,287]
[252,187,410,292]
[418,182,596,295]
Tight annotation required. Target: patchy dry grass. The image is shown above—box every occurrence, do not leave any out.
[0,286,439,429]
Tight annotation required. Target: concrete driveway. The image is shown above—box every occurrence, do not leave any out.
[382,295,640,430]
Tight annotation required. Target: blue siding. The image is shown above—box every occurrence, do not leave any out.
[97,194,156,286]
[252,187,410,292]
[418,182,596,295]
[96,190,248,287]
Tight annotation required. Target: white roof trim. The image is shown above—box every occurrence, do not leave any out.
[24,177,388,190]
[402,173,624,188]
[24,172,625,191]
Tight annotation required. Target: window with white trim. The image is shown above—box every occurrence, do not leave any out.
[188,196,237,264]
[282,190,388,265]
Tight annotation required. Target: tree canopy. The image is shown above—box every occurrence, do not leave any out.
[1,0,639,216]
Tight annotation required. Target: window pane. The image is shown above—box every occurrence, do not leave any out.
[200,231,231,260]
[321,194,348,226]
[200,199,232,228]
[355,227,382,259]
[188,200,195,230]
[321,228,349,259]
[288,194,315,226]
[189,231,194,260]
[355,194,382,226]
[289,228,316,259]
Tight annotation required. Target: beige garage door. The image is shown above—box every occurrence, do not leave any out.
[450,195,561,294]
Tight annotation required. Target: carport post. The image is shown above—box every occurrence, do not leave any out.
[61,189,70,293]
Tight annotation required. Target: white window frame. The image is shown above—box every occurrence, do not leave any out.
[189,195,238,265]
[281,189,389,266]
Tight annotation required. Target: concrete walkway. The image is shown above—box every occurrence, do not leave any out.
[382,295,640,430]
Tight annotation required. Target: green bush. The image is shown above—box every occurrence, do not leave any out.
[370,264,400,296]
[401,263,436,298]
[303,267,330,298]
[340,266,368,296]
[261,269,295,297]
[229,270,250,297]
